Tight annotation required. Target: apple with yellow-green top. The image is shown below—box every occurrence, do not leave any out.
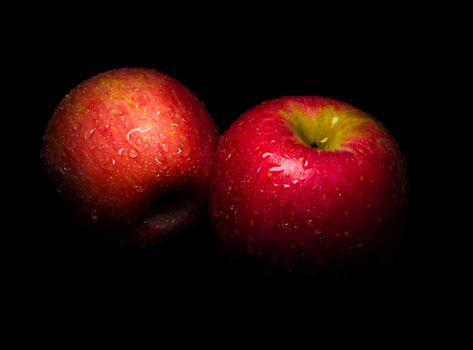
[209,96,407,271]
[41,68,219,245]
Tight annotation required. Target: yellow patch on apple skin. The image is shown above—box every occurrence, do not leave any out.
[280,106,376,150]
[90,71,156,109]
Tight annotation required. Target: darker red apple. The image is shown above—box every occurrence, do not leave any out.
[41,68,219,245]
[209,96,407,271]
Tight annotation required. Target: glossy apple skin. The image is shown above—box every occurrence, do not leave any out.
[209,96,407,270]
[42,68,218,245]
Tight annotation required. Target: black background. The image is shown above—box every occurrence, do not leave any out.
[4,1,470,326]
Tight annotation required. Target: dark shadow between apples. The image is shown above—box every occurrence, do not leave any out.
[129,186,207,248]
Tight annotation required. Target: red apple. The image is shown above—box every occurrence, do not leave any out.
[41,68,218,245]
[209,96,407,271]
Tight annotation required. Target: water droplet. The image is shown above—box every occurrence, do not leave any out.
[359,175,365,182]
[343,231,351,237]
[112,109,125,121]
[84,128,96,139]
[112,159,116,166]
[156,111,161,116]
[182,147,190,157]
[133,185,145,193]
[212,206,220,217]
[171,123,178,127]
[225,152,232,160]
[292,179,299,185]
[72,121,81,131]
[270,139,276,144]
[91,212,98,221]
[283,184,290,188]
[304,160,309,168]
[262,152,272,159]
[307,219,322,234]
[155,157,169,170]
[160,143,168,152]
[269,165,284,172]
[59,164,71,175]
[128,148,139,158]
[127,127,151,143]
[282,222,290,229]
[173,148,182,156]
[118,147,125,155]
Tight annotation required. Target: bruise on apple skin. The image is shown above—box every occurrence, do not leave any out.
[209,96,407,270]
[42,68,219,241]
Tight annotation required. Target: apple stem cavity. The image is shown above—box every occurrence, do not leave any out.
[280,106,371,151]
